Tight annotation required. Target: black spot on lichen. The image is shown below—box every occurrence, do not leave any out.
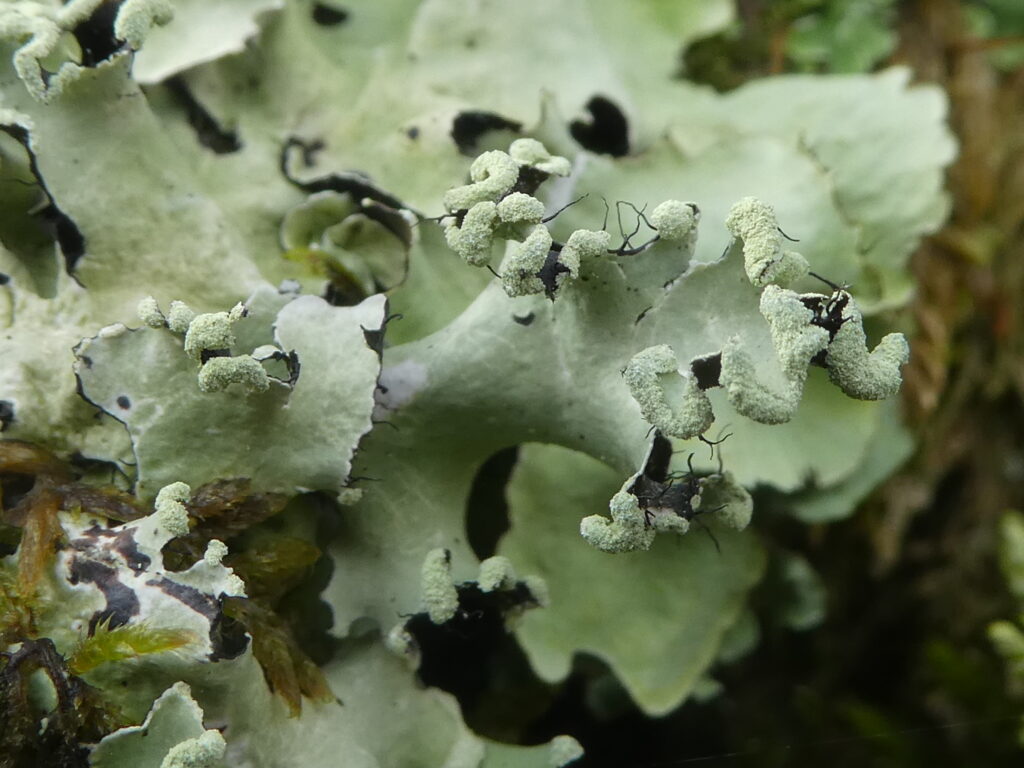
[199,348,230,365]
[450,112,522,155]
[405,581,540,712]
[0,401,13,432]
[0,273,9,285]
[67,558,140,633]
[146,577,250,661]
[691,353,722,390]
[311,3,349,26]
[512,312,535,326]
[165,77,242,155]
[115,396,130,410]
[406,126,420,140]
[71,1,122,68]
[509,164,551,197]
[537,250,571,300]
[465,447,518,560]
[71,526,151,575]
[570,95,630,157]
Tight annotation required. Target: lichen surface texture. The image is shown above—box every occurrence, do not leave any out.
[0,1,955,766]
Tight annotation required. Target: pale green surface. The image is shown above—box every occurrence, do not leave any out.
[0,0,958,764]
[91,683,212,768]
[131,0,282,84]
[789,398,914,523]
[324,220,897,636]
[498,444,766,715]
[75,292,385,500]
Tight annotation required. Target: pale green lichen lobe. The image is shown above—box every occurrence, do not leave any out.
[698,472,753,531]
[522,574,551,609]
[548,735,584,767]
[563,228,611,261]
[496,192,545,224]
[726,197,809,287]
[115,0,174,50]
[443,150,519,212]
[203,539,229,566]
[166,301,196,334]
[478,556,517,593]
[718,286,828,424]
[509,138,571,176]
[184,310,237,359]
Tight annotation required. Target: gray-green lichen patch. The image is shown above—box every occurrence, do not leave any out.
[90,682,219,768]
[499,444,766,715]
[74,289,386,500]
[280,190,411,299]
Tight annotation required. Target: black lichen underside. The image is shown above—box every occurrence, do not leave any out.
[70,0,123,68]
[691,353,722,390]
[570,96,630,157]
[405,581,540,710]
[311,2,350,26]
[146,577,250,661]
[629,433,702,524]
[67,558,140,633]
[165,77,243,154]
[451,111,523,154]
